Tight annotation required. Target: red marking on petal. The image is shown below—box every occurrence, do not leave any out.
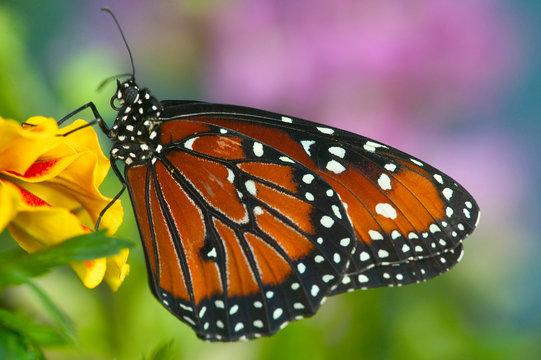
[13,159,60,179]
[18,186,50,207]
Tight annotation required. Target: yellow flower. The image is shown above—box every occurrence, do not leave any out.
[0,116,128,290]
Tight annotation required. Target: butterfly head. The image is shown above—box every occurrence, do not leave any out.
[110,79,163,116]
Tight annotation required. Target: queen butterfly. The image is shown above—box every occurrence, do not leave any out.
[66,9,479,341]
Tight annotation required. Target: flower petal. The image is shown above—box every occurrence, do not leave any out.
[70,258,107,289]
[0,117,60,174]
[0,181,22,232]
[6,119,124,234]
[104,248,130,291]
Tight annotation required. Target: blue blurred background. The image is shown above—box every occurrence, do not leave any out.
[1,0,540,359]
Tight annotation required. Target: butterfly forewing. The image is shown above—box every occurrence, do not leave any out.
[159,102,480,290]
[125,120,357,341]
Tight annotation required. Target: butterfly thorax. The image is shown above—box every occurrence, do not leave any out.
[109,79,164,165]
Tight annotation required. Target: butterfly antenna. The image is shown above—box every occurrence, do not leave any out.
[101,7,136,80]
[96,72,133,92]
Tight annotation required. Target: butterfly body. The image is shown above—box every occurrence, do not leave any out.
[102,77,479,341]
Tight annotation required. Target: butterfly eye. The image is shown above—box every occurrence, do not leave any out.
[123,87,139,104]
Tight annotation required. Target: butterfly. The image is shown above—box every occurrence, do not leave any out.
[66,9,480,341]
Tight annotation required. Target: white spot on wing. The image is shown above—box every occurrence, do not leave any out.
[301,140,315,156]
[442,188,453,200]
[375,203,397,219]
[433,174,444,184]
[328,146,346,158]
[245,180,257,196]
[281,116,293,123]
[410,158,424,166]
[326,160,346,174]
[363,141,385,152]
[302,174,315,184]
[369,230,384,240]
[332,205,342,219]
[317,127,334,134]
[279,156,295,163]
[378,249,390,258]
[253,142,264,157]
[227,168,235,183]
[320,216,334,228]
[378,173,392,190]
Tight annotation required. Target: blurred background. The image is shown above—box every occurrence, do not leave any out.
[1,0,539,359]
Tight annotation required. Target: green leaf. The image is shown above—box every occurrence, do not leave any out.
[142,340,176,360]
[0,325,45,360]
[25,281,76,344]
[0,231,133,288]
[0,309,68,347]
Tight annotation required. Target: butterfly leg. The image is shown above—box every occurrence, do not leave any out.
[95,159,126,230]
[57,102,111,136]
